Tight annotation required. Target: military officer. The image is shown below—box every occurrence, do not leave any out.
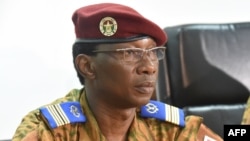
[12,3,223,141]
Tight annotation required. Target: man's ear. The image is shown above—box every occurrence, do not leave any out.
[75,54,96,79]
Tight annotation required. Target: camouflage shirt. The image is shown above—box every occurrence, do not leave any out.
[12,89,223,141]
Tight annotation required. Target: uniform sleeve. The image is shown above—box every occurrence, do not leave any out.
[12,110,40,141]
[17,130,38,141]
[12,110,54,141]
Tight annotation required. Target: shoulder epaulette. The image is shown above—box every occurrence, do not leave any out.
[140,100,185,127]
[40,101,86,129]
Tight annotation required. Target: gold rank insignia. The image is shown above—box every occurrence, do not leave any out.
[99,17,118,36]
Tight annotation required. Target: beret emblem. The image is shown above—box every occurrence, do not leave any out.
[99,17,118,36]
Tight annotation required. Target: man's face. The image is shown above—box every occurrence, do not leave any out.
[91,37,159,108]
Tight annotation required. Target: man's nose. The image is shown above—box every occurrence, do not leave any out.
[136,56,157,75]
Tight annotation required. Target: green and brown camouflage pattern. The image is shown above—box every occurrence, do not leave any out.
[12,89,222,141]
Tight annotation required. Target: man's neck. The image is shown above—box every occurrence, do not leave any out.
[87,96,136,141]
[96,109,135,141]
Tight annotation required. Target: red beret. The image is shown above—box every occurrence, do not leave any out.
[72,3,167,46]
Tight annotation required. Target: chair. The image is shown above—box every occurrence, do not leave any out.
[156,22,250,138]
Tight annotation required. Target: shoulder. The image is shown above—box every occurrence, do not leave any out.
[40,101,86,129]
[48,88,83,104]
[12,130,38,141]
[12,89,84,140]
[139,101,223,140]
[139,100,185,127]
[39,89,86,129]
[12,108,42,141]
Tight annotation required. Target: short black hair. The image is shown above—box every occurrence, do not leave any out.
[72,42,99,85]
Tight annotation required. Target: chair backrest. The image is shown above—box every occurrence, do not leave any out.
[156,22,250,138]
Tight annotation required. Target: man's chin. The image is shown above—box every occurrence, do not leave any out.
[135,97,152,107]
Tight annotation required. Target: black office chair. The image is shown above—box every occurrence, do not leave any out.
[156,22,250,138]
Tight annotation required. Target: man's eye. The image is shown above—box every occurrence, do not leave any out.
[149,50,157,55]
[125,50,137,55]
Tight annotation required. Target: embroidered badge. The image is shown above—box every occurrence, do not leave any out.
[70,105,80,118]
[99,17,118,36]
[145,103,159,114]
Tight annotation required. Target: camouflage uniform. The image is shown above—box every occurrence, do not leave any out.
[12,89,223,141]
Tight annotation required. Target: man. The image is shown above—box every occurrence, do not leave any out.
[12,3,223,141]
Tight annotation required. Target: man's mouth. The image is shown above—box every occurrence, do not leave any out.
[134,81,155,94]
